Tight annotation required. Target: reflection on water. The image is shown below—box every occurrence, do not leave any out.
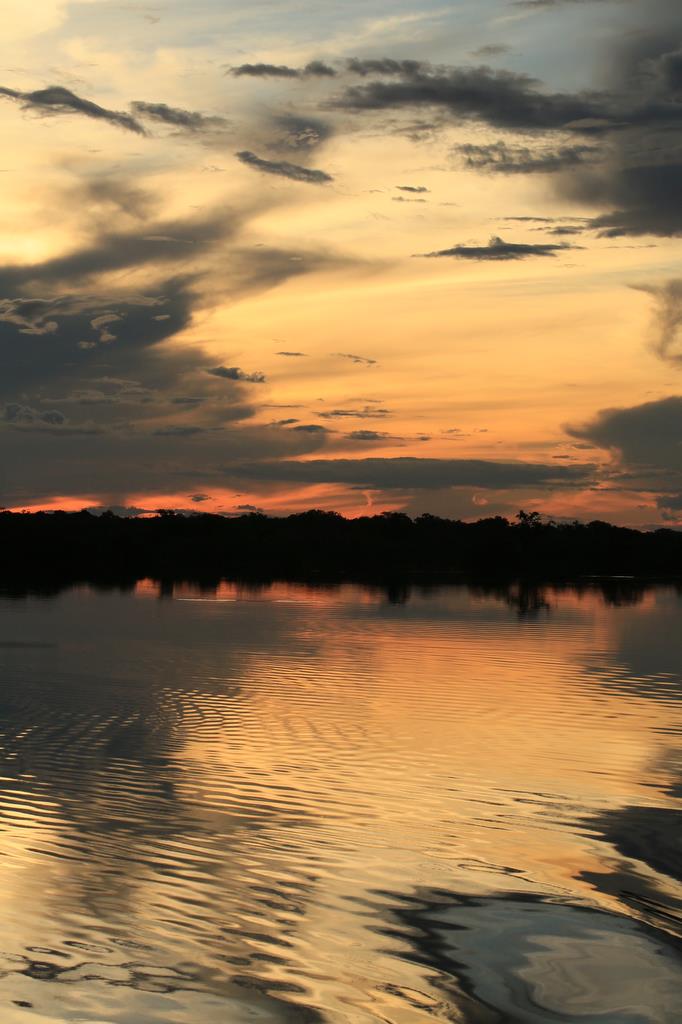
[0,579,679,1022]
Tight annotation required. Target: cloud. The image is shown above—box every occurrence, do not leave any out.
[90,313,121,344]
[0,197,346,507]
[68,177,156,221]
[566,395,682,473]
[0,375,325,505]
[229,61,336,78]
[470,45,512,58]
[319,406,390,419]
[567,163,682,238]
[513,0,622,7]
[131,101,229,132]
[235,150,333,184]
[556,5,682,236]
[345,59,427,77]
[232,456,594,489]
[303,61,337,78]
[419,235,576,260]
[328,64,601,131]
[0,297,61,336]
[189,493,211,502]
[230,63,300,78]
[320,19,682,237]
[2,403,66,427]
[268,114,333,153]
[83,505,149,517]
[656,491,682,519]
[632,279,682,364]
[334,352,377,365]
[224,17,682,240]
[0,85,144,134]
[455,141,596,173]
[153,424,210,436]
[0,148,361,509]
[655,48,682,93]
[396,184,429,192]
[276,350,307,356]
[545,225,586,235]
[346,430,389,441]
[206,366,266,383]
[0,282,199,399]
[503,216,567,222]
[0,208,238,290]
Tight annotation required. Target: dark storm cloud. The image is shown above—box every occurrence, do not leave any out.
[0,85,144,134]
[566,163,682,237]
[232,456,594,489]
[235,150,333,184]
[655,48,682,93]
[455,141,596,173]
[419,235,575,260]
[0,280,211,412]
[566,396,682,473]
[557,2,682,236]
[207,366,267,383]
[328,65,601,131]
[229,61,336,78]
[632,279,682,364]
[131,101,229,132]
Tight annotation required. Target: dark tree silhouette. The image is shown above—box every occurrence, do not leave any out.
[0,508,680,585]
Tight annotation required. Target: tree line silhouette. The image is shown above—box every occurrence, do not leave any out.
[0,508,681,583]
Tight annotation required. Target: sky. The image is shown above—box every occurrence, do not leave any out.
[1,0,681,524]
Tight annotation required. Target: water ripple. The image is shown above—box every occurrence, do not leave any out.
[0,581,679,1021]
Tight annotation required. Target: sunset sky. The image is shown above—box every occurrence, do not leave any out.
[1,0,681,523]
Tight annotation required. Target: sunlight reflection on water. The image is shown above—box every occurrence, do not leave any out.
[0,579,679,1022]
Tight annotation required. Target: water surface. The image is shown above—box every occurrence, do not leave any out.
[0,579,680,1022]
